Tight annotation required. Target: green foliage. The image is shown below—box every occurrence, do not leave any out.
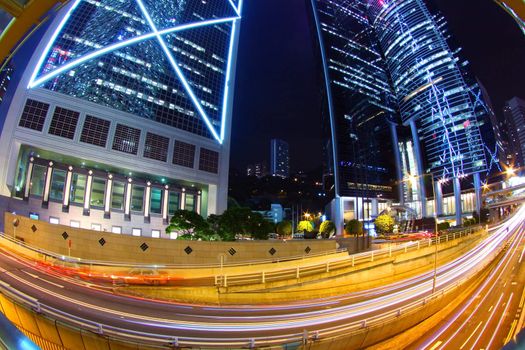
[345,219,363,235]
[166,210,209,240]
[437,222,450,231]
[217,207,271,240]
[276,220,292,237]
[374,214,395,234]
[297,220,315,233]
[319,220,336,238]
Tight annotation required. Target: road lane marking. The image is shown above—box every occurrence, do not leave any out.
[489,305,494,312]
[486,292,513,350]
[519,246,525,263]
[506,319,517,344]
[21,270,64,289]
[516,285,525,339]
[460,321,482,349]
[471,292,504,350]
[428,340,442,350]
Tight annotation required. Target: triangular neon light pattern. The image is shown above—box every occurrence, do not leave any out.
[28,0,243,144]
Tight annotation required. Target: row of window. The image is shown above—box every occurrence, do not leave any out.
[46,215,167,238]
[30,164,197,214]
[19,99,220,173]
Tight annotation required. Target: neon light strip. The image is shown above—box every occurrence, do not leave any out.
[137,0,224,142]
[228,0,240,16]
[220,0,242,141]
[28,16,238,89]
[27,0,82,89]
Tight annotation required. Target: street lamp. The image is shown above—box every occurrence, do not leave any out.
[404,172,439,293]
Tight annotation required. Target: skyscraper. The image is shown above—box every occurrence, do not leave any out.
[503,96,525,169]
[309,0,398,234]
[270,139,290,178]
[369,0,489,225]
[310,0,494,232]
[0,0,243,235]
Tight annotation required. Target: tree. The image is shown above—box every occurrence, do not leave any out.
[319,220,336,238]
[166,210,209,240]
[374,214,395,234]
[276,220,292,237]
[297,220,314,233]
[217,207,272,240]
[345,219,363,236]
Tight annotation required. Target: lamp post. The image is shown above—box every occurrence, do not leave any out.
[406,172,439,293]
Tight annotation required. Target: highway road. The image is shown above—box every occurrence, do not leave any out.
[408,216,525,350]
[1,205,524,347]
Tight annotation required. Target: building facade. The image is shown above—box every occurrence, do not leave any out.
[503,96,525,169]
[246,162,267,178]
[309,0,398,234]
[0,0,243,237]
[367,0,488,225]
[270,138,290,178]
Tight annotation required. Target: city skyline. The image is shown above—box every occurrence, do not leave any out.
[230,0,525,173]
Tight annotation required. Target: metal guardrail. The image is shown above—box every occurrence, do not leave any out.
[0,224,505,349]
[215,227,484,287]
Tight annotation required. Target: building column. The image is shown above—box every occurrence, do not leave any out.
[162,185,169,224]
[333,196,344,236]
[124,178,132,221]
[409,120,427,217]
[196,191,202,215]
[144,181,151,223]
[389,122,404,205]
[473,172,482,214]
[453,177,462,226]
[180,188,186,210]
[434,179,443,216]
[23,157,35,200]
[42,161,54,209]
[83,170,93,216]
[104,174,113,219]
[62,166,73,213]
[371,198,379,217]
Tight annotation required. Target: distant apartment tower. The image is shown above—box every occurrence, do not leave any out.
[0,0,243,235]
[246,162,267,178]
[503,97,525,168]
[270,139,289,178]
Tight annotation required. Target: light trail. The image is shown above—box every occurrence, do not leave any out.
[419,206,525,350]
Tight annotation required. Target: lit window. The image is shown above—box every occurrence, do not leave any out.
[112,226,122,234]
[151,229,160,238]
[132,228,141,237]
[70,220,80,228]
[49,217,59,225]
[91,223,101,231]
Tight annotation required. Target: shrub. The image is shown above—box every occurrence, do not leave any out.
[345,219,363,235]
[374,214,395,234]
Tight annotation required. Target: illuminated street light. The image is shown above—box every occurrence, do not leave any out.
[505,166,516,177]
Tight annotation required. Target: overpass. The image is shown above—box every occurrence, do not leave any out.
[0,0,68,68]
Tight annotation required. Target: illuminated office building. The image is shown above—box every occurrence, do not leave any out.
[311,0,494,232]
[503,96,525,168]
[368,0,488,225]
[0,0,243,236]
[310,0,398,234]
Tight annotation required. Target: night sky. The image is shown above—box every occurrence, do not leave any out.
[230,0,525,174]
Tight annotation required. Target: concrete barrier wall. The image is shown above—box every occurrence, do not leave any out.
[4,212,340,264]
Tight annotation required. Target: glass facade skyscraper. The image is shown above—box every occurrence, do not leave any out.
[310,0,494,231]
[310,0,398,232]
[0,0,242,236]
